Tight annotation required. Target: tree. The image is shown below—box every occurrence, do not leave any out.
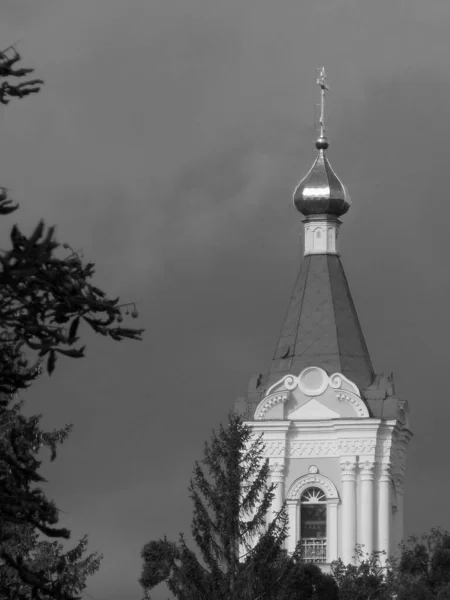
[333,529,450,600]
[1,524,101,600]
[277,560,339,600]
[0,404,101,600]
[331,545,392,600]
[140,414,338,600]
[391,528,450,600]
[0,45,144,599]
[0,44,43,105]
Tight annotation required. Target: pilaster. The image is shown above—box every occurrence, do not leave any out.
[286,499,298,554]
[378,463,391,564]
[327,499,339,563]
[340,458,357,564]
[359,460,375,556]
[269,460,285,522]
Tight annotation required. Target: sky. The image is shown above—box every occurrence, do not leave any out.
[1,0,450,598]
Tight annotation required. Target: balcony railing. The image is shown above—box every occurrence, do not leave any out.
[300,538,327,563]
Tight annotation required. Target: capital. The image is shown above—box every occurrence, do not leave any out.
[269,461,285,482]
[359,460,375,480]
[379,463,391,482]
[340,460,357,479]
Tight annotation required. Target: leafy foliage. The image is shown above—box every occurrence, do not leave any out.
[0,218,143,397]
[0,45,143,600]
[0,216,143,600]
[0,44,43,105]
[332,530,450,600]
[140,414,338,600]
[1,524,101,600]
[277,560,339,600]
[392,529,450,600]
[331,545,392,600]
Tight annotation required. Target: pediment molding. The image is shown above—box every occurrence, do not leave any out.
[254,367,369,420]
[336,392,368,418]
[289,398,340,420]
[254,392,288,420]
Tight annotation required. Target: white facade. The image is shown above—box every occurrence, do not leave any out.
[246,366,411,567]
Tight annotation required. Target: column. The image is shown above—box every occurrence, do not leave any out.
[269,461,285,522]
[378,463,391,564]
[340,459,357,565]
[359,460,375,557]
[286,500,298,554]
[327,499,339,563]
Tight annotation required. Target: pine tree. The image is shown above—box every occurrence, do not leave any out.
[0,403,101,600]
[140,414,338,600]
[1,525,102,600]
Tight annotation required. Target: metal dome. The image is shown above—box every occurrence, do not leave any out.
[293,138,351,217]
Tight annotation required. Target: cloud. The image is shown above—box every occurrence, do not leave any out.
[4,2,450,600]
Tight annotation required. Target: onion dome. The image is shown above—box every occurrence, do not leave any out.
[293,136,351,217]
[293,67,351,217]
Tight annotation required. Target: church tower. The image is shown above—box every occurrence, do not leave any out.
[235,69,412,567]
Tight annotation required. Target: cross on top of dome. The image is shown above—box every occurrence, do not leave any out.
[293,67,351,218]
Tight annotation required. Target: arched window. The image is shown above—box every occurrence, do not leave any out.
[287,473,339,563]
[300,487,327,563]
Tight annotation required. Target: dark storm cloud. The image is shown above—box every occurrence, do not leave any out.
[2,1,450,599]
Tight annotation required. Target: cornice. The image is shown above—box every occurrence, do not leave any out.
[246,421,291,434]
[246,418,407,461]
[289,419,382,434]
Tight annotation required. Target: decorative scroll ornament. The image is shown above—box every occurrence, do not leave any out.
[329,374,344,389]
[284,375,299,391]
[257,368,366,420]
[329,372,360,395]
[265,375,299,397]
